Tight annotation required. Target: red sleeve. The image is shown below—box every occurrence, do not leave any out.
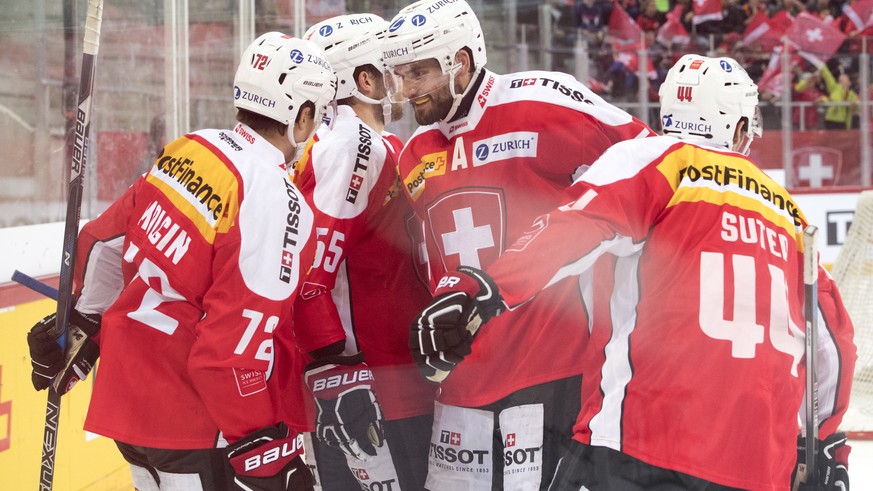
[73,181,140,334]
[815,265,857,437]
[291,126,396,354]
[488,142,673,307]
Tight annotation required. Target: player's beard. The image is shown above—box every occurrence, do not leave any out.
[410,82,455,125]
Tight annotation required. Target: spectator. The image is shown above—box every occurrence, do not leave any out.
[637,0,664,44]
[575,0,608,45]
[820,62,860,129]
[793,68,827,129]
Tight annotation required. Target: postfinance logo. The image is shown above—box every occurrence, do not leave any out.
[403,151,447,201]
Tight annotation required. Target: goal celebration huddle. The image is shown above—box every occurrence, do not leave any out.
[23,1,857,490]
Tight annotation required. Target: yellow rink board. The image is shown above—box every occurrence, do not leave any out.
[0,298,132,490]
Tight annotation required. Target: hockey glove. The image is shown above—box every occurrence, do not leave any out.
[304,352,385,462]
[409,266,507,383]
[26,310,100,394]
[794,432,850,491]
[226,423,313,491]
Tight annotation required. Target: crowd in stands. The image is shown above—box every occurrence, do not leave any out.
[534,0,872,129]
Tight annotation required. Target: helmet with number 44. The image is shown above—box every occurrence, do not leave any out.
[659,55,762,155]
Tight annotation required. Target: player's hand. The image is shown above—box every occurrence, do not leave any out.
[226,423,313,491]
[304,352,384,462]
[27,310,101,394]
[794,432,850,491]
[409,266,506,383]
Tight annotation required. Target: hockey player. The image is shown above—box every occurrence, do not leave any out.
[290,13,435,490]
[380,1,654,488]
[25,33,336,490]
[413,54,857,490]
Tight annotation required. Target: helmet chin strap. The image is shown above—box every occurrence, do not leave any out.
[353,91,393,125]
[443,65,480,123]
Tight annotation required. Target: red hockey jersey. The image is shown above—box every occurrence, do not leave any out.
[486,136,857,489]
[396,69,654,406]
[290,106,435,424]
[74,124,315,448]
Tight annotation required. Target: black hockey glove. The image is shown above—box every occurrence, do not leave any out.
[27,310,100,394]
[304,352,385,461]
[409,266,507,383]
[793,432,850,491]
[226,423,313,491]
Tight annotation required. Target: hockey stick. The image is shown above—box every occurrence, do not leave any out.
[794,225,820,490]
[12,270,59,300]
[39,1,103,489]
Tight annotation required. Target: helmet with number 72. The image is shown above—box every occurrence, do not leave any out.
[658,55,762,155]
[233,32,337,128]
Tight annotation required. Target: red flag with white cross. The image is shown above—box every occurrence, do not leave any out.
[784,12,847,65]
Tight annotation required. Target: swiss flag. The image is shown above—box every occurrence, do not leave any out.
[742,11,795,51]
[841,0,873,31]
[742,10,772,46]
[608,1,643,46]
[784,12,847,65]
[757,46,802,97]
[693,0,723,25]
[657,6,690,46]
[613,45,657,80]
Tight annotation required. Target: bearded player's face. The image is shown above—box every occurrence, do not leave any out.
[388,59,457,125]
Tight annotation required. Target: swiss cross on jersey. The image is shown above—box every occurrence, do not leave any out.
[425,189,507,271]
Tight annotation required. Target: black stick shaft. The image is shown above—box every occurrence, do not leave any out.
[39,1,103,489]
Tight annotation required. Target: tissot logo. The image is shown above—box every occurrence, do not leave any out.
[289,49,304,64]
[439,430,462,446]
[319,25,333,37]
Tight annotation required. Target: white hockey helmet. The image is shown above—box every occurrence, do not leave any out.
[381,0,486,121]
[234,33,337,128]
[304,14,390,101]
[659,55,762,155]
[382,0,486,73]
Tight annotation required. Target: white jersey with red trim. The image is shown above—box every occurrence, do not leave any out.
[74,123,315,449]
[486,135,857,489]
[289,106,434,426]
[396,69,654,407]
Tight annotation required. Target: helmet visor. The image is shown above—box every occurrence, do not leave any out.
[385,59,460,104]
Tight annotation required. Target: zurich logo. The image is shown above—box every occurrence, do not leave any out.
[662,113,673,127]
[411,14,427,26]
[234,86,241,99]
[719,60,732,72]
[319,25,333,37]
[388,18,405,32]
[289,49,304,64]
[475,143,489,161]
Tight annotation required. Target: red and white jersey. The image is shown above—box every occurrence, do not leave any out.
[74,123,315,449]
[397,69,654,406]
[487,135,857,489]
[290,106,435,424]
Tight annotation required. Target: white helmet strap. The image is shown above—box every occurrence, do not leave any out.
[352,90,393,125]
[444,64,480,122]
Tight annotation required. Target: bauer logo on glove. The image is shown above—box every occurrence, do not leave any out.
[304,352,385,462]
[309,366,374,393]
